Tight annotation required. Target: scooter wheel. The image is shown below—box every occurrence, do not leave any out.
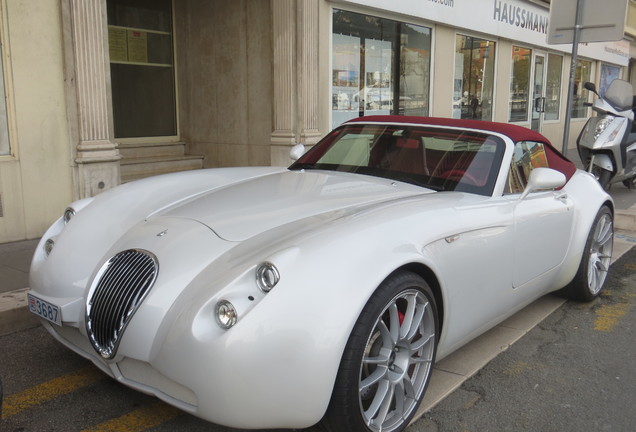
[622,176,636,189]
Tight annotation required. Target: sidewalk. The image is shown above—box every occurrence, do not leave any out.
[0,239,39,295]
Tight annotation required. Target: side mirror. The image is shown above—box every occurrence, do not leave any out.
[583,81,599,96]
[519,168,566,200]
[290,143,306,161]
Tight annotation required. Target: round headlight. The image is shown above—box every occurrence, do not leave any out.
[215,300,237,329]
[63,207,76,224]
[44,239,55,256]
[256,262,280,293]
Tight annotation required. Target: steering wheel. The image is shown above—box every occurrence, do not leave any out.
[439,169,480,186]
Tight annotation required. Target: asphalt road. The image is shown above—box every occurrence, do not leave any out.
[1,247,634,432]
[414,246,636,432]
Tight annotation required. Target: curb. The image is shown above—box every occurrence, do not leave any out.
[0,288,38,336]
[616,208,636,232]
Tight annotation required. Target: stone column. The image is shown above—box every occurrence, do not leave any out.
[64,0,120,199]
[297,1,322,146]
[270,0,323,166]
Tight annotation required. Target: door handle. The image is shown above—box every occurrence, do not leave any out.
[554,191,568,203]
[534,97,546,113]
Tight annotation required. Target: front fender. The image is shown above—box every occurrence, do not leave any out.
[592,153,614,172]
[149,215,442,429]
[554,171,614,288]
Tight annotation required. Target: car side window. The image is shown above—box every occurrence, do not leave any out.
[505,141,550,194]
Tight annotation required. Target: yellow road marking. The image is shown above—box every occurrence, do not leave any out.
[3,366,104,417]
[503,360,545,377]
[594,303,630,332]
[81,401,184,432]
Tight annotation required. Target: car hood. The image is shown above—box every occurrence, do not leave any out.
[162,170,430,241]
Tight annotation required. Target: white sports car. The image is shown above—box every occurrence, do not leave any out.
[28,116,614,432]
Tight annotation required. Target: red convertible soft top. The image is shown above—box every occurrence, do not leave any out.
[348,115,577,181]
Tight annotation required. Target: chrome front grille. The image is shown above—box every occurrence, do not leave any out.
[86,249,158,359]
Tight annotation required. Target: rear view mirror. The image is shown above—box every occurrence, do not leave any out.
[520,168,566,200]
[290,144,306,161]
[583,82,598,96]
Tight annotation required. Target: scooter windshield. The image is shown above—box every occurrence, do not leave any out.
[604,79,634,112]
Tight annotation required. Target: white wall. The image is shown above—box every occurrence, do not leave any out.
[0,0,73,243]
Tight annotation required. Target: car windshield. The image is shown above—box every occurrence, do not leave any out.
[290,123,506,196]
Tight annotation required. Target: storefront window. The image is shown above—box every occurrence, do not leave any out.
[0,41,10,156]
[332,10,431,128]
[544,54,563,121]
[454,35,496,121]
[509,46,531,122]
[599,63,621,96]
[572,59,592,119]
[107,0,176,138]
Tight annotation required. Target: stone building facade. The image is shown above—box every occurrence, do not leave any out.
[0,0,634,244]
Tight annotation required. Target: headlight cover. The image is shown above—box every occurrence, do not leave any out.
[63,207,76,224]
[593,115,615,140]
[215,300,238,329]
[255,262,280,293]
[44,238,55,256]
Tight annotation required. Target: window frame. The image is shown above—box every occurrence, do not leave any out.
[106,0,180,143]
[0,0,16,161]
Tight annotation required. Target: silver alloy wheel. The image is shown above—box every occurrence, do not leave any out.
[358,289,436,431]
[587,212,613,295]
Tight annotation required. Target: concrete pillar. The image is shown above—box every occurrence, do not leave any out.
[64,0,120,199]
[270,0,323,166]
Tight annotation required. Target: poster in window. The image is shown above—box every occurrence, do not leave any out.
[599,64,620,97]
[108,27,127,63]
[127,30,148,64]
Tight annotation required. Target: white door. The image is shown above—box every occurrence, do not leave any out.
[512,191,574,287]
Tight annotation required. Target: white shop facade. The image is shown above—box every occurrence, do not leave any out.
[328,0,630,149]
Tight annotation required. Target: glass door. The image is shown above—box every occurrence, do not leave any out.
[331,34,393,128]
[531,53,547,132]
[331,10,431,129]
[362,38,392,118]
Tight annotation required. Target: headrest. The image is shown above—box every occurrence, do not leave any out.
[395,137,419,149]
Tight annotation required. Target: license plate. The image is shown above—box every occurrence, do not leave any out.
[27,294,62,326]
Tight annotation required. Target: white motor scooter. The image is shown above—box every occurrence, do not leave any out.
[576,79,636,189]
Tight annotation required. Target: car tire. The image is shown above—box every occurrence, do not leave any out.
[323,271,438,432]
[561,205,613,302]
